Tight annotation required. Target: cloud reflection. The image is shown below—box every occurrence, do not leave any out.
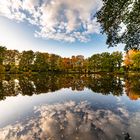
[0,100,133,140]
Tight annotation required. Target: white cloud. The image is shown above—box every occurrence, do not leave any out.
[0,0,102,42]
[0,0,26,21]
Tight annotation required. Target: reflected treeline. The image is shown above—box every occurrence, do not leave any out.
[88,74,123,96]
[0,74,140,100]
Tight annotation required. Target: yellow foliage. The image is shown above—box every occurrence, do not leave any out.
[124,50,138,67]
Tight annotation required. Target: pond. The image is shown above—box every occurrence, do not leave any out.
[0,74,140,140]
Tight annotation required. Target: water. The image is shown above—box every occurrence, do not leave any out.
[0,74,140,140]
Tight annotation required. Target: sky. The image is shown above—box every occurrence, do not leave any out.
[0,0,124,58]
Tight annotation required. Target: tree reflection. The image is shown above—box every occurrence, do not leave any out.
[125,75,140,100]
[87,74,123,96]
[0,74,140,100]
[19,75,36,96]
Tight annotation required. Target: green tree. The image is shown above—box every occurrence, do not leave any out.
[88,54,101,72]
[0,46,6,65]
[3,50,20,73]
[83,59,89,73]
[49,54,61,71]
[34,52,49,72]
[19,50,35,72]
[111,51,123,71]
[100,52,111,72]
[97,0,140,50]
[0,46,6,73]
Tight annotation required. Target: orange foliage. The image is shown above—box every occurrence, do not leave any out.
[124,50,138,68]
[125,80,140,100]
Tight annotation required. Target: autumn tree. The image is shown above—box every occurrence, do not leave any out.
[124,49,138,70]
[132,51,140,71]
[62,58,72,72]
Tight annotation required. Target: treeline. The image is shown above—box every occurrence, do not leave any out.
[0,46,140,73]
[88,52,123,73]
[0,74,140,101]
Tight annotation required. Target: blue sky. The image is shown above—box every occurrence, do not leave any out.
[0,0,124,58]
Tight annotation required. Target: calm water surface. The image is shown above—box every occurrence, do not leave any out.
[0,74,140,140]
